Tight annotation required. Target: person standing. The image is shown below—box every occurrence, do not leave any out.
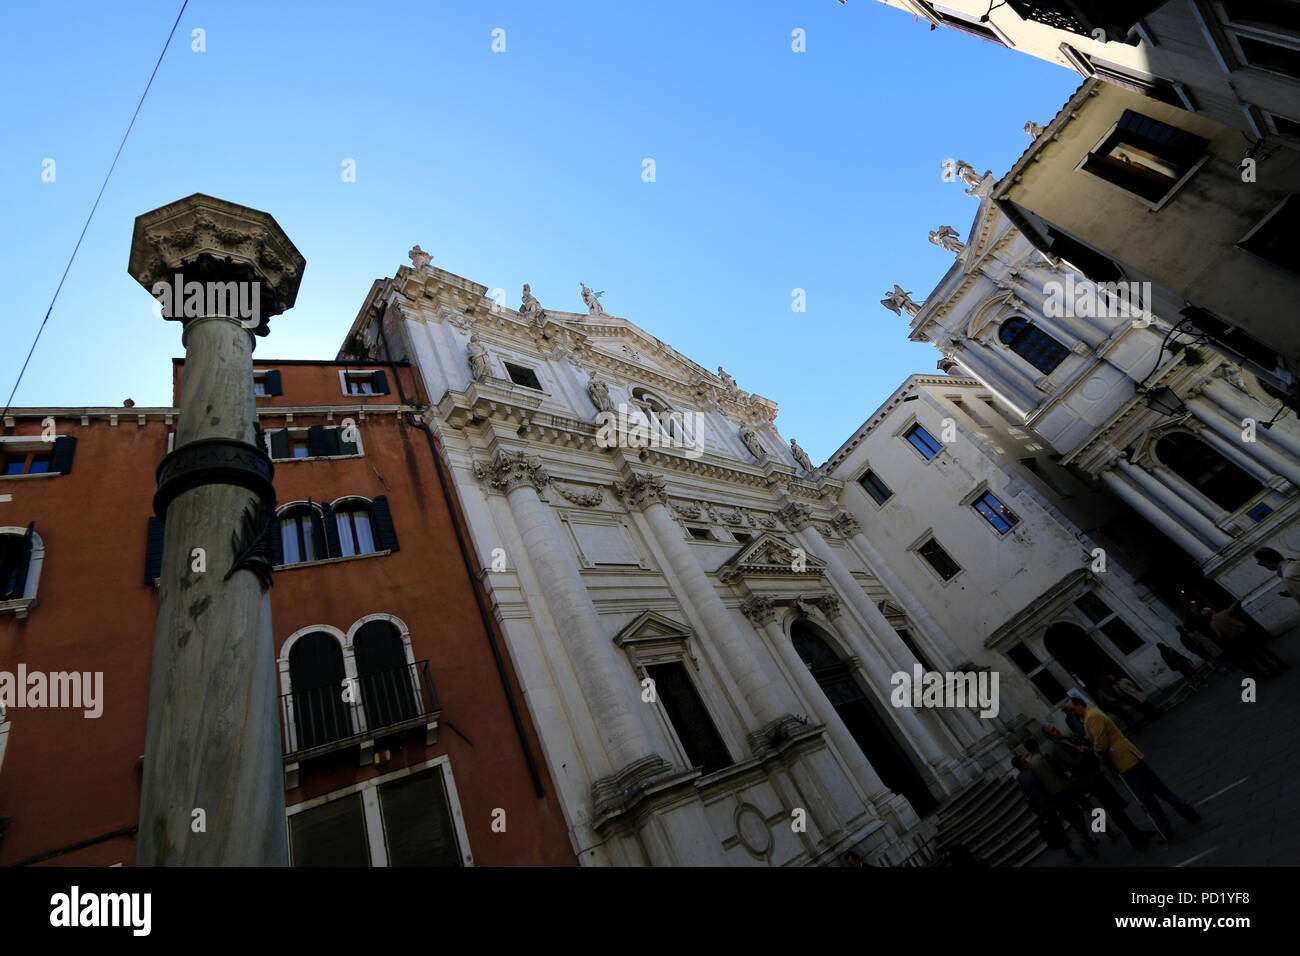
[1062,697,1200,841]
[1024,739,1100,855]
[1043,725,1154,850]
[1255,547,1300,609]
[1013,756,1082,862]
[1157,642,1205,690]
[1107,673,1162,723]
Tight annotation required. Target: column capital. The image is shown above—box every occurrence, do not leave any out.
[778,500,814,532]
[740,595,776,625]
[831,511,861,536]
[473,448,551,493]
[612,471,669,511]
[814,593,843,619]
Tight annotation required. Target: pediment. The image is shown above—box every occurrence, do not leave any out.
[613,610,692,647]
[715,531,827,583]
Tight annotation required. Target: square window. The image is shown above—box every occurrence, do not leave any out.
[504,362,543,390]
[972,490,1019,534]
[858,469,894,505]
[904,424,943,460]
[1074,592,1113,624]
[291,440,311,458]
[733,532,753,544]
[1081,110,1210,203]
[687,527,715,541]
[917,537,961,580]
[1238,194,1300,274]
[1247,502,1274,522]
[1101,617,1144,654]
[3,455,25,476]
[1236,34,1300,78]
[28,453,51,475]
[920,1,1007,44]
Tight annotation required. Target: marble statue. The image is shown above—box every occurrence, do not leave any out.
[1024,120,1045,139]
[581,282,605,315]
[790,438,813,473]
[718,367,739,396]
[408,245,433,268]
[467,333,490,382]
[739,425,765,460]
[587,376,614,412]
[928,225,964,254]
[520,283,545,319]
[880,284,922,317]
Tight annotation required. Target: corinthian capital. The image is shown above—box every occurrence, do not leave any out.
[778,500,814,532]
[740,595,776,625]
[611,472,668,511]
[831,512,861,536]
[473,449,551,493]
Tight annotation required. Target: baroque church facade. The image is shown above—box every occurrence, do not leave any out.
[338,256,1010,866]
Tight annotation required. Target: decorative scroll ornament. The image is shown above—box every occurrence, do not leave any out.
[225,497,276,589]
[554,484,604,507]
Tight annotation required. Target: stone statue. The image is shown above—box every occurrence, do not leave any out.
[739,425,765,460]
[408,245,433,268]
[947,159,992,197]
[1024,120,1045,139]
[467,333,490,382]
[718,367,739,396]
[587,376,614,412]
[1215,363,1248,392]
[580,282,605,315]
[880,284,922,317]
[519,283,544,319]
[928,225,964,254]
[790,438,813,474]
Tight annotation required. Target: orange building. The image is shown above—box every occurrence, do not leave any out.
[0,358,575,867]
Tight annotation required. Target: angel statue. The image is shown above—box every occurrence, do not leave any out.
[927,225,964,254]
[880,285,922,317]
[580,282,605,315]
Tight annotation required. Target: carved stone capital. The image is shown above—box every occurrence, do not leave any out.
[778,501,814,532]
[832,511,861,536]
[473,449,550,493]
[740,595,776,626]
[814,593,842,619]
[612,472,669,511]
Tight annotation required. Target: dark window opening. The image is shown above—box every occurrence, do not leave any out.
[918,537,962,580]
[1006,641,1068,703]
[1081,110,1210,203]
[858,469,894,505]
[1074,591,1113,625]
[645,661,731,775]
[1155,432,1264,512]
[998,317,1070,375]
[378,768,462,867]
[687,527,715,541]
[1238,194,1300,275]
[288,633,352,752]
[290,792,370,867]
[1100,617,1144,654]
[504,362,543,390]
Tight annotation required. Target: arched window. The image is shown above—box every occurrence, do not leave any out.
[631,387,689,441]
[1154,432,1263,512]
[353,620,417,727]
[333,499,376,557]
[0,524,40,608]
[278,503,324,565]
[998,317,1070,375]
[287,632,352,750]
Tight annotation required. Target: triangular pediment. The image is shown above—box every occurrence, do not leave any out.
[613,610,692,648]
[716,531,826,582]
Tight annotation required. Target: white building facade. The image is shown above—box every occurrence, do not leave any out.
[338,256,1008,865]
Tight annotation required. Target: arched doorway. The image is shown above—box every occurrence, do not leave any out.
[1043,622,1129,692]
[354,620,417,728]
[791,622,936,816]
[288,632,352,750]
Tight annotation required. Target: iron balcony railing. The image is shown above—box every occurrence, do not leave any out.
[280,659,440,760]
[1004,0,1165,42]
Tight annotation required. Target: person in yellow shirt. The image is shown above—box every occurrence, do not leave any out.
[1062,696,1199,841]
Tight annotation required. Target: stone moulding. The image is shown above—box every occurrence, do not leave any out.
[153,437,276,521]
[590,753,676,821]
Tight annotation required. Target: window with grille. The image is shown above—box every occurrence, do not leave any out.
[998,318,1070,375]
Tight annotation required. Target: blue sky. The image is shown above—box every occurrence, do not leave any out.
[1,1,1079,462]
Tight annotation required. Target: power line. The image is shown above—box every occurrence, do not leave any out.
[2,0,190,422]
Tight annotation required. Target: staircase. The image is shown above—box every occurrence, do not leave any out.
[930,775,1046,867]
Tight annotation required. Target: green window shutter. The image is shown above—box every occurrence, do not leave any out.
[371,370,389,395]
[371,495,400,552]
[339,426,358,456]
[320,502,341,558]
[268,514,284,566]
[270,430,290,460]
[309,500,328,560]
[144,517,165,585]
[4,522,35,600]
[308,425,329,457]
[325,427,343,457]
[50,436,76,475]
[265,370,283,395]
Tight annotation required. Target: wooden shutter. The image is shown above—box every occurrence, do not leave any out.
[290,793,370,867]
[320,502,341,558]
[270,430,290,460]
[371,496,399,552]
[265,370,282,395]
[309,499,328,560]
[339,427,358,456]
[49,436,76,475]
[144,516,165,585]
[378,768,460,866]
[269,514,284,566]
[371,370,389,395]
[2,522,35,600]
[308,425,329,457]
[324,427,343,457]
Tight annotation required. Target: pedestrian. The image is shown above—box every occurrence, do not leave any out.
[1062,697,1200,841]
[1107,673,1162,723]
[1254,547,1300,609]
[1157,642,1205,690]
[1175,624,1230,674]
[1095,680,1143,733]
[1061,694,1088,740]
[1043,724,1154,849]
[1205,602,1286,678]
[1024,738,1100,855]
[1013,756,1081,862]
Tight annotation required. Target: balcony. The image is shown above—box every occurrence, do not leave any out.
[280,660,441,788]
[1005,0,1166,42]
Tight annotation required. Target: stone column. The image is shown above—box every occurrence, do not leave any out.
[1188,394,1300,487]
[779,502,955,773]
[1190,422,1277,485]
[1202,377,1300,461]
[476,450,656,773]
[1100,465,1215,563]
[613,471,801,739]
[129,194,306,865]
[740,595,891,803]
[953,341,1038,415]
[1116,457,1232,549]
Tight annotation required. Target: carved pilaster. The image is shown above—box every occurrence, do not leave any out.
[778,500,813,532]
[473,449,551,493]
[612,472,669,511]
[832,511,861,536]
[740,595,776,625]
